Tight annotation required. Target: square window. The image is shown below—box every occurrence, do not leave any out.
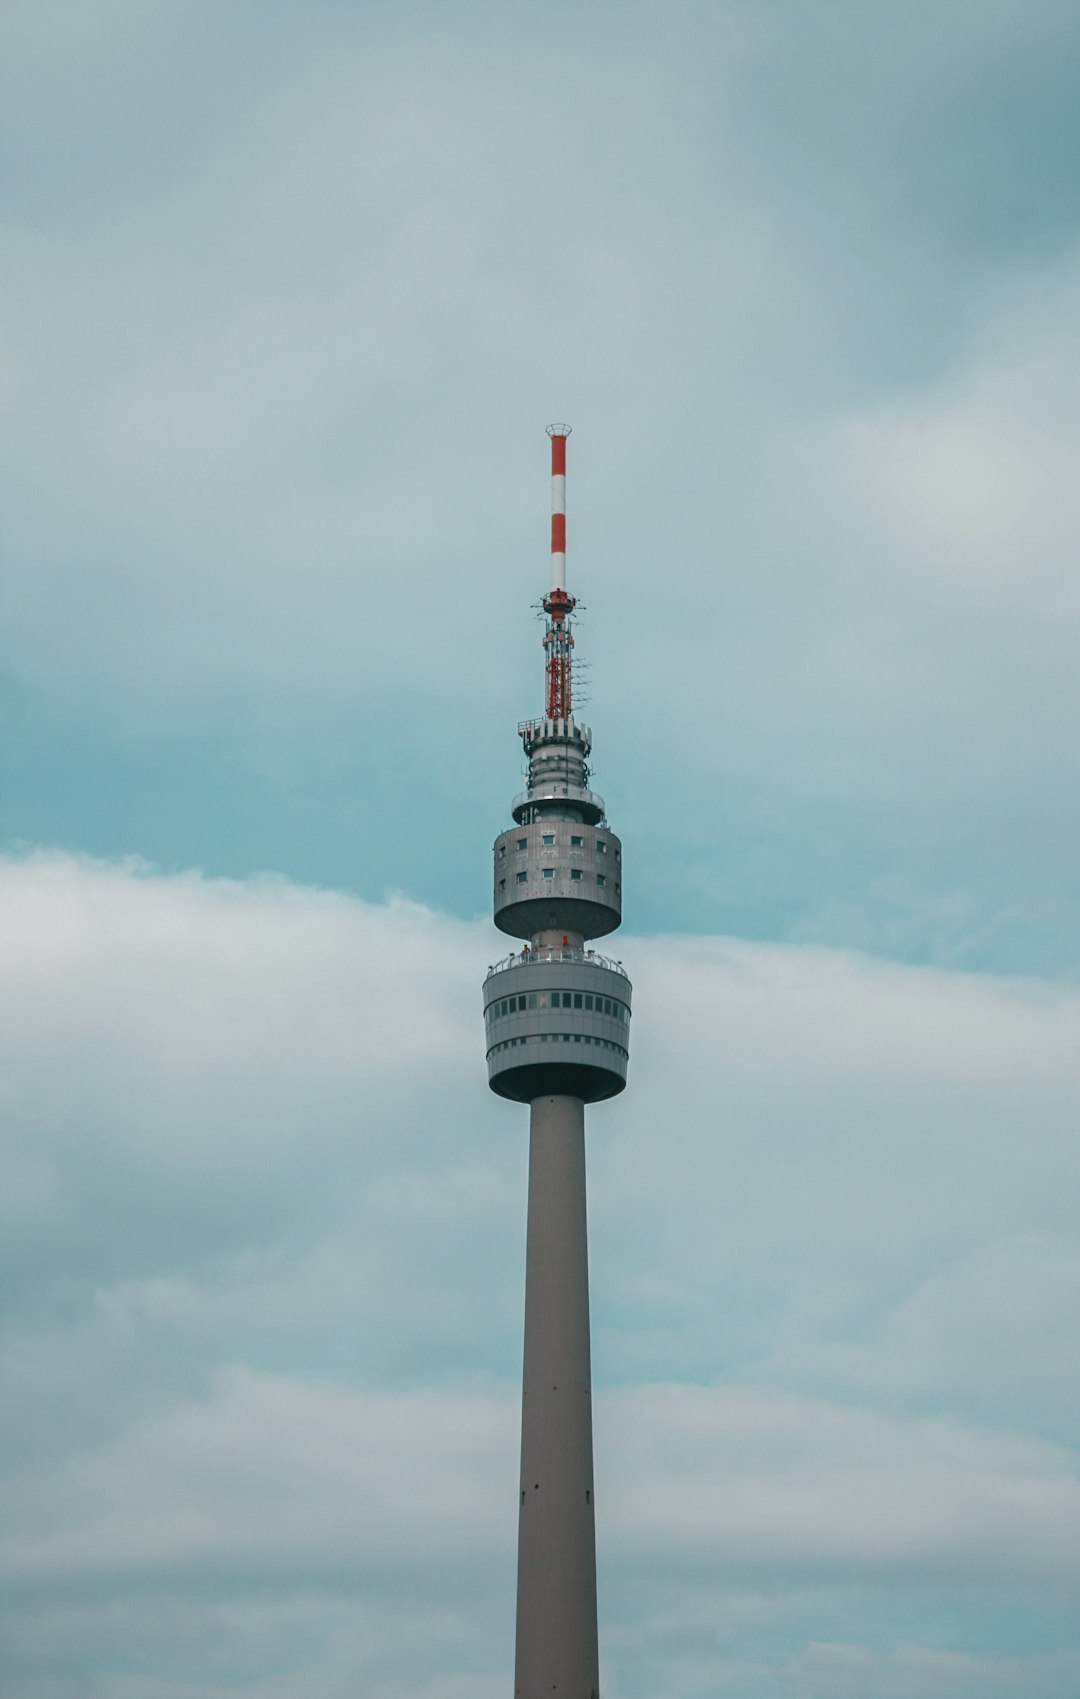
[570,868,582,881]
[573,993,583,1009]
[570,835,583,847]
[516,871,527,883]
[542,867,555,879]
[542,833,555,846]
[517,839,527,850]
[597,873,606,887]
[596,840,607,854]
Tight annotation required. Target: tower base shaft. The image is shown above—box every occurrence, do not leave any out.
[514,1094,599,1699]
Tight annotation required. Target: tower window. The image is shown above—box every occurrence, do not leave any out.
[570,868,582,881]
[584,995,593,1010]
[499,844,506,857]
[499,879,506,891]
[516,871,527,884]
[517,839,527,850]
[573,993,583,1009]
[596,840,607,854]
[542,867,555,879]
[596,873,606,887]
[542,833,555,846]
[570,835,583,847]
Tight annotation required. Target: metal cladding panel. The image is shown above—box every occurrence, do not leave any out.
[482,957,632,1018]
[493,824,622,941]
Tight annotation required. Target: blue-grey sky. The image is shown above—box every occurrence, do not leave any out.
[3,3,1080,1696]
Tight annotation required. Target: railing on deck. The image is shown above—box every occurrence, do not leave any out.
[485,946,627,984]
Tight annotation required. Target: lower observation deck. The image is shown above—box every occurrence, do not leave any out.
[483,948,632,1104]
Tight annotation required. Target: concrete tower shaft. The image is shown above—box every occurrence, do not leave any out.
[515,1095,598,1697]
[484,426,631,1699]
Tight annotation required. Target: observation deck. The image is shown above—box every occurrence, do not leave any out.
[483,948,631,1103]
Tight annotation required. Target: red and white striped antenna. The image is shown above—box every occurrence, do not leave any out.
[542,425,575,721]
[548,423,570,591]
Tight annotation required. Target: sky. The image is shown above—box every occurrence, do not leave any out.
[2,2,1079,1695]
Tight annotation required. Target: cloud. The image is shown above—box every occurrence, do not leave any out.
[784,1642,1080,1699]
[2,851,1079,1694]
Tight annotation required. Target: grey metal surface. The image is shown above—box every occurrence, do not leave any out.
[514,1093,599,1699]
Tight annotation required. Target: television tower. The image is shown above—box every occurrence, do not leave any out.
[484,426,631,1698]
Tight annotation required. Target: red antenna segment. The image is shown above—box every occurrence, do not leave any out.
[543,424,575,721]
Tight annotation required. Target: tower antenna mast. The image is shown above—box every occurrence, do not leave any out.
[543,424,575,721]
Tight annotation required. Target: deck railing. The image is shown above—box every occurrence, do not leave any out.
[485,946,627,983]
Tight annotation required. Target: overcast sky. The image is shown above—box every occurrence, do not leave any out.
[3,3,1079,1696]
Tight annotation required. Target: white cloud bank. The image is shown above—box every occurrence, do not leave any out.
[2,852,1078,1696]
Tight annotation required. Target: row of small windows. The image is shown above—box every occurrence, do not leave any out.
[487,992,629,1022]
[490,1034,627,1056]
[500,836,619,858]
[504,870,617,888]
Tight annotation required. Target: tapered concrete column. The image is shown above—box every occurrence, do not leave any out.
[514,1093,599,1699]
